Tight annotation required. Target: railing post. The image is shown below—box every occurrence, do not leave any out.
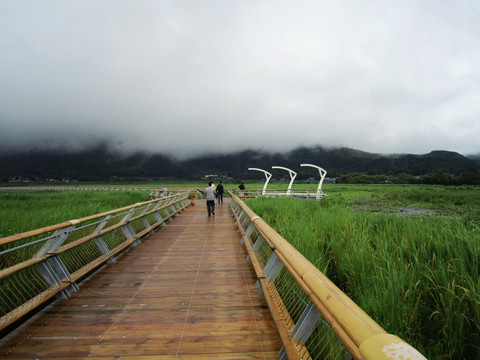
[237,211,247,226]
[36,261,71,299]
[142,217,150,229]
[252,234,265,253]
[34,225,78,299]
[153,211,166,227]
[255,279,264,295]
[120,208,138,245]
[152,200,167,227]
[168,195,181,216]
[139,205,151,231]
[263,253,284,282]
[92,215,116,264]
[34,225,76,257]
[291,301,322,343]
[245,222,255,238]
[240,213,250,230]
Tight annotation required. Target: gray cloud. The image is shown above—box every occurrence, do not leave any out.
[1,0,479,158]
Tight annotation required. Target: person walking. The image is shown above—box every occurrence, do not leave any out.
[205,181,216,216]
[238,182,245,197]
[216,181,224,204]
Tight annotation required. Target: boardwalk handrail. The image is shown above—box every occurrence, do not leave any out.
[0,191,191,332]
[229,192,426,360]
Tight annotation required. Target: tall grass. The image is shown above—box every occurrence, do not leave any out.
[0,190,150,238]
[246,189,480,359]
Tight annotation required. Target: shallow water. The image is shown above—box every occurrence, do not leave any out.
[395,206,436,216]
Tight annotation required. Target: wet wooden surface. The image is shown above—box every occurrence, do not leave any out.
[0,199,282,359]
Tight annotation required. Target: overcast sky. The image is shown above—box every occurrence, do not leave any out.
[1,1,479,158]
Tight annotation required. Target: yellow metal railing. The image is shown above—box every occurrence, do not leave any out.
[0,192,191,331]
[229,191,426,360]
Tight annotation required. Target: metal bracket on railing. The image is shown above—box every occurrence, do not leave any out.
[92,215,116,264]
[121,222,136,237]
[94,215,113,234]
[139,204,152,230]
[262,253,284,282]
[240,213,250,230]
[121,208,136,223]
[291,301,322,343]
[255,279,264,296]
[34,225,79,298]
[36,259,72,300]
[153,211,166,227]
[151,201,167,227]
[94,236,116,264]
[236,211,247,226]
[173,202,180,214]
[142,216,151,230]
[34,226,76,258]
[245,223,256,238]
[253,234,265,253]
[120,209,138,244]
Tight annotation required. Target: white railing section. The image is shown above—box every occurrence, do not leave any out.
[229,192,426,360]
[0,192,191,331]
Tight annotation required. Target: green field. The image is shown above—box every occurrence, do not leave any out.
[0,190,151,237]
[246,184,480,360]
[1,184,479,358]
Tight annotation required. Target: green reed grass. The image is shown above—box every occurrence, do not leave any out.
[246,187,480,360]
[0,190,150,238]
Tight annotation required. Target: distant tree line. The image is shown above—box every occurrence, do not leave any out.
[1,144,479,185]
[339,169,480,185]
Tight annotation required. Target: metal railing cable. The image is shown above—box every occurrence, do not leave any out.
[228,191,426,360]
[0,192,191,332]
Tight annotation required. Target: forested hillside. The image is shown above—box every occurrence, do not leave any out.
[1,144,479,183]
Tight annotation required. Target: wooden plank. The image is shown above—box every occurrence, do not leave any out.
[0,200,282,359]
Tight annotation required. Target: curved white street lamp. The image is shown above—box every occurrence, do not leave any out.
[272,166,297,195]
[300,164,327,199]
[248,168,272,195]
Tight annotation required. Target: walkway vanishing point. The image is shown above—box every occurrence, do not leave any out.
[0,199,282,359]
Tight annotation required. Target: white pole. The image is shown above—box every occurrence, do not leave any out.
[300,164,327,199]
[248,168,272,195]
[272,166,297,195]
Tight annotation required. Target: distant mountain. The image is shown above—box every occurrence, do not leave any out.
[180,147,480,179]
[1,145,479,182]
[467,153,480,165]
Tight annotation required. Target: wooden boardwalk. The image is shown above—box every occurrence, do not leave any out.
[0,200,282,359]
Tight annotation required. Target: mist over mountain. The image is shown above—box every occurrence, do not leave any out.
[1,143,479,183]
